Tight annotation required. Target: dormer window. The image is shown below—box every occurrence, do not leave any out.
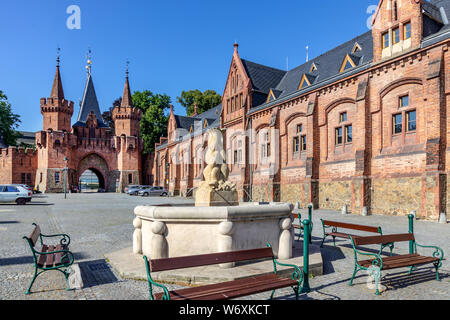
[352,43,362,53]
[340,54,356,73]
[310,63,318,72]
[299,74,311,90]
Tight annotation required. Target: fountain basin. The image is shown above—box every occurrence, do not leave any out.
[133,202,294,267]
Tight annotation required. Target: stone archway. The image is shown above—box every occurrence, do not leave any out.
[77,153,110,192]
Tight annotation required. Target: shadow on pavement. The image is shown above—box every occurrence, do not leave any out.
[0,252,88,267]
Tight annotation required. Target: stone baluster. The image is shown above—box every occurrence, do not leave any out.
[218,221,235,268]
[133,217,142,254]
[279,217,293,260]
[151,221,168,259]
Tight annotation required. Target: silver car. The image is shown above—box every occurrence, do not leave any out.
[139,186,168,197]
[126,185,149,196]
[0,185,32,205]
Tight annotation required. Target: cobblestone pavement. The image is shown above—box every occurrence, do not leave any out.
[0,194,448,300]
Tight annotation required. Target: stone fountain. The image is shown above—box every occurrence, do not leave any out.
[132,129,295,267]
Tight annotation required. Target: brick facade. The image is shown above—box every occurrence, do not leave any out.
[153,0,450,220]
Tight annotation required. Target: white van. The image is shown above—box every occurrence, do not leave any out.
[0,185,32,205]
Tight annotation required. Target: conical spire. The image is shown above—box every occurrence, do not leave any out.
[50,50,65,100]
[121,61,133,108]
[74,72,106,128]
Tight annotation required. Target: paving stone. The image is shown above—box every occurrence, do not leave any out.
[0,194,448,300]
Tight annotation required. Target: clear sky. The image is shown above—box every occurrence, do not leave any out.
[0,0,377,132]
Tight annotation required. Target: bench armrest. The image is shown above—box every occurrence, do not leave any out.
[272,259,304,285]
[349,236,383,270]
[414,242,444,264]
[40,233,71,246]
[143,256,171,300]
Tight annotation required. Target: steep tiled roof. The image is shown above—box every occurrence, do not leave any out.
[240,59,287,94]
[74,73,107,128]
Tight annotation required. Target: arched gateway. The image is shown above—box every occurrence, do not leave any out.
[77,153,113,192]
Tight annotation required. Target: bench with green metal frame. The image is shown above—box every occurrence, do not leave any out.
[348,233,444,295]
[22,223,75,295]
[143,244,304,300]
[320,219,394,255]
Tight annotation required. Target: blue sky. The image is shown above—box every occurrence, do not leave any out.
[0,0,377,132]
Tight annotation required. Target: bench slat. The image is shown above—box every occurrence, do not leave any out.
[45,245,55,268]
[326,232,361,239]
[54,244,68,266]
[150,247,273,273]
[353,233,414,246]
[37,245,48,267]
[29,225,41,247]
[154,274,297,300]
[322,220,380,233]
[359,254,439,270]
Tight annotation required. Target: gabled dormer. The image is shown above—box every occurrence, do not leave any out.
[222,43,252,122]
[371,0,423,62]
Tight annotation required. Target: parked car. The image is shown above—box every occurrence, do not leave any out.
[124,185,139,194]
[0,185,32,205]
[139,186,168,197]
[126,185,149,196]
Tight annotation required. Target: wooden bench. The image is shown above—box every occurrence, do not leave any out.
[320,219,393,252]
[349,233,444,295]
[143,245,304,300]
[22,223,75,294]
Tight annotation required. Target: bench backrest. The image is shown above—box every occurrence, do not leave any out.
[352,233,415,246]
[322,220,380,234]
[147,247,274,273]
[28,224,41,247]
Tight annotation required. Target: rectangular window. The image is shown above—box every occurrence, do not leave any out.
[40,172,43,183]
[407,110,416,132]
[345,125,353,143]
[400,95,409,108]
[27,173,31,184]
[128,174,133,184]
[382,32,390,49]
[55,172,60,184]
[393,114,402,134]
[234,150,238,164]
[340,112,347,123]
[335,127,343,145]
[297,124,303,134]
[404,23,411,39]
[21,173,26,184]
[301,135,307,151]
[393,28,400,44]
[293,137,300,153]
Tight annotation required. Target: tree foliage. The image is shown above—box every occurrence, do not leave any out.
[177,89,222,117]
[0,90,22,146]
[102,98,121,134]
[133,90,171,154]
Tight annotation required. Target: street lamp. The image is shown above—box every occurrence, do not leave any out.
[63,157,68,199]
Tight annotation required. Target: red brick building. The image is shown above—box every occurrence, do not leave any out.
[154,0,450,219]
[0,58,144,193]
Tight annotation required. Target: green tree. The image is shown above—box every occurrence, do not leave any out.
[101,97,121,134]
[133,90,171,154]
[177,89,222,116]
[0,90,22,146]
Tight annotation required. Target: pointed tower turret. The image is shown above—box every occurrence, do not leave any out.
[112,62,142,137]
[40,52,74,132]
